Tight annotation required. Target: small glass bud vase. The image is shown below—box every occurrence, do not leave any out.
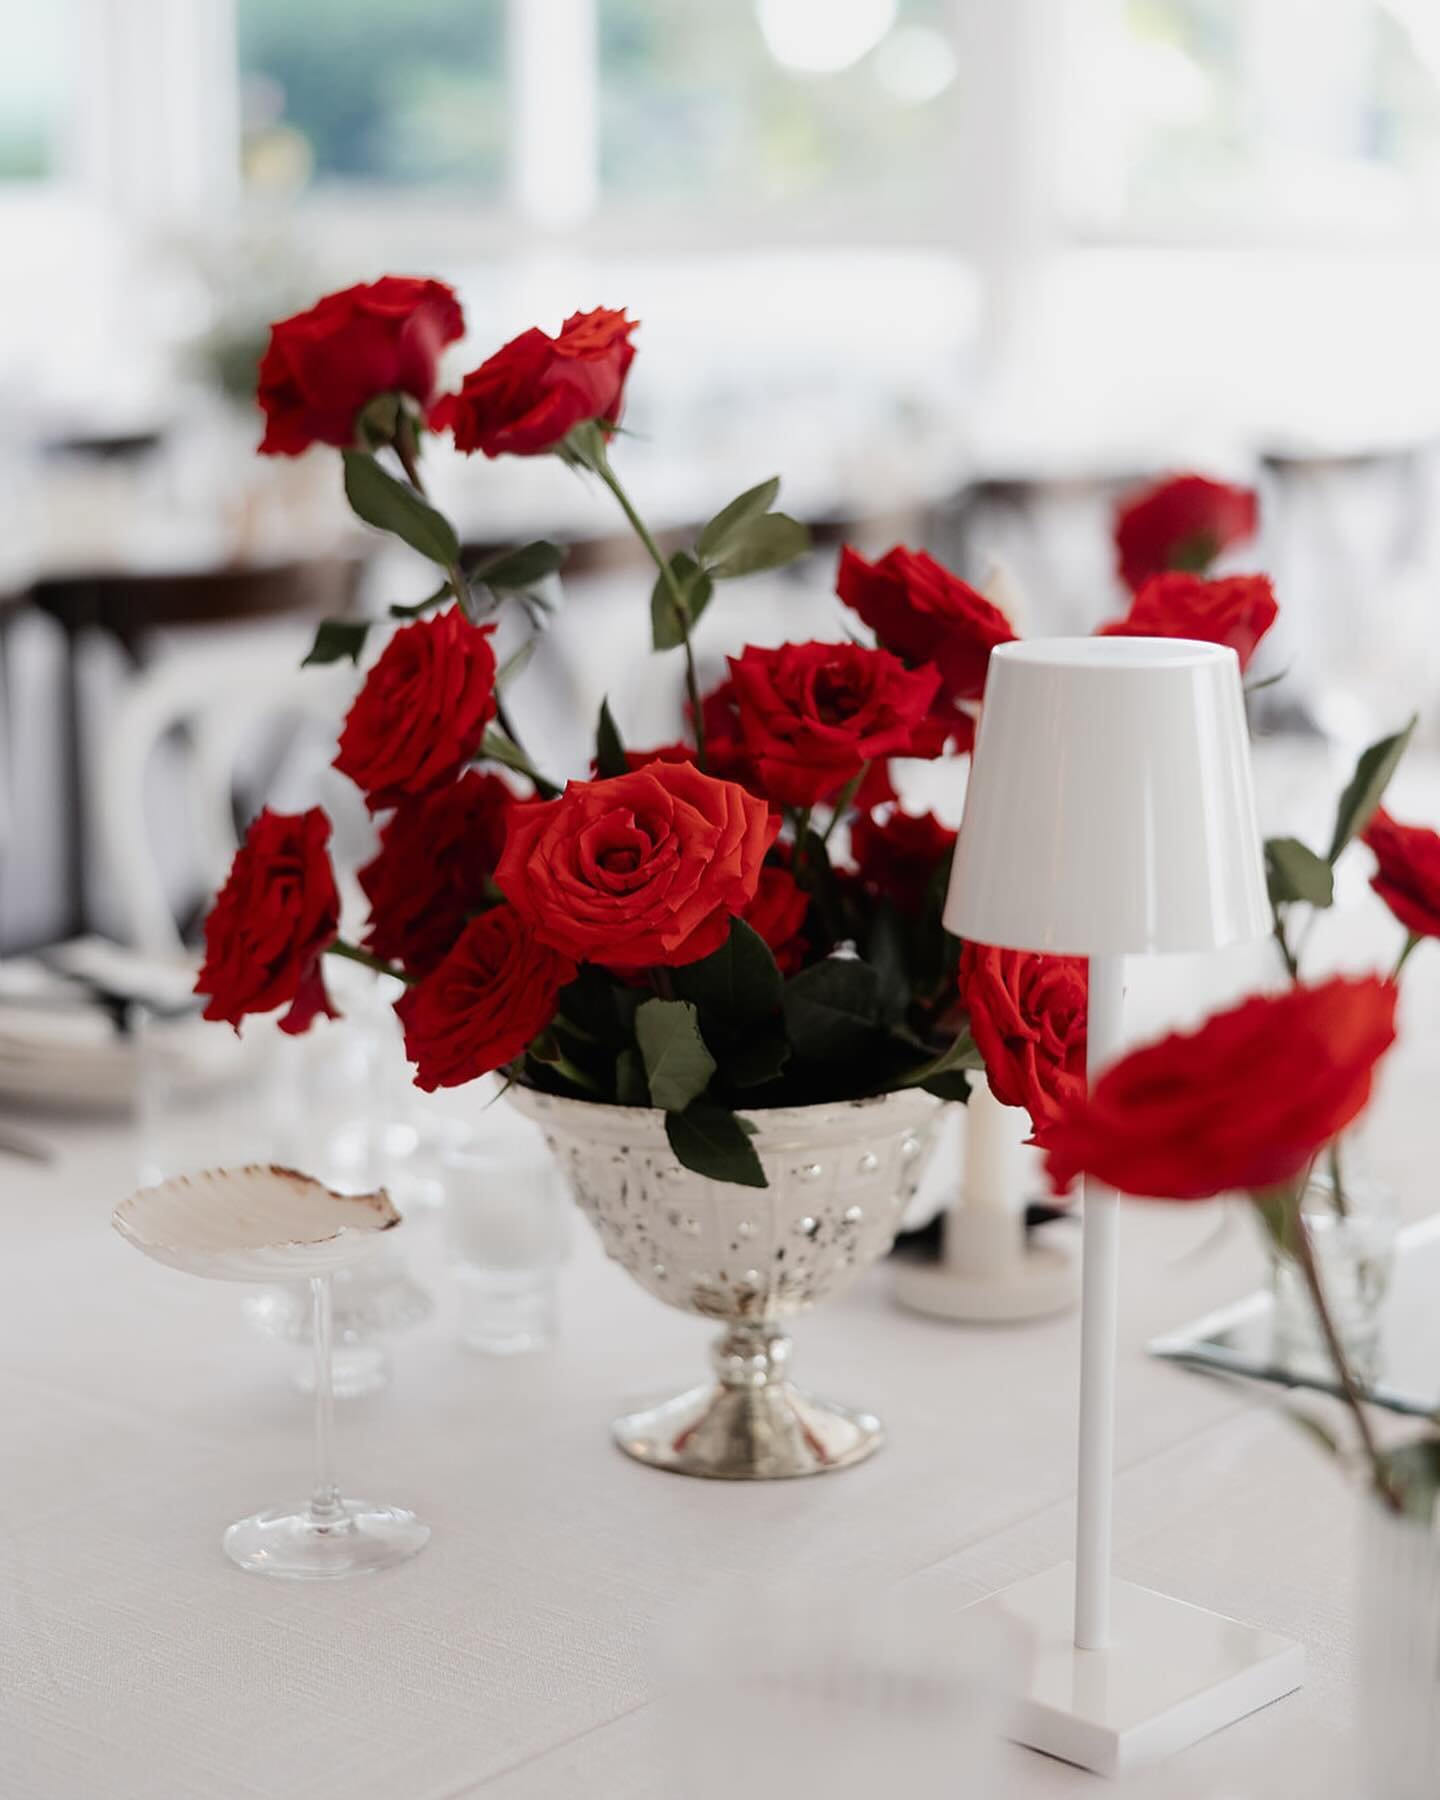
[1269,1156,1399,1387]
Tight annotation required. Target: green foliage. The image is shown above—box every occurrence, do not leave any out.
[595,699,627,778]
[301,618,370,667]
[1265,837,1335,909]
[671,920,783,1022]
[650,552,713,650]
[342,450,460,570]
[1328,716,1417,863]
[634,999,716,1112]
[782,958,881,1061]
[665,1104,767,1188]
[696,477,780,562]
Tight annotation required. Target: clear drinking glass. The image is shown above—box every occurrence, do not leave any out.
[444,1134,571,1355]
[1269,1162,1399,1387]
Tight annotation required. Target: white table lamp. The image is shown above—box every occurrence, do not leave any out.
[944,638,1297,1777]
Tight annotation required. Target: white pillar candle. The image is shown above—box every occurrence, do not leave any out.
[960,1073,1026,1215]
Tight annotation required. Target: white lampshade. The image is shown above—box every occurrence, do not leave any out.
[945,638,1268,956]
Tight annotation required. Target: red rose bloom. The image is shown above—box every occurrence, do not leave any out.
[1113,473,1259,595]
[196,807,340,1035]
[1098,572,1278,673]
[359,772,513,975]
[496,760,776,969]
[958,944,1087,1143]
[727,641,941,809]
[1363,809,1440,941]
[743,865,810,974]
[851,809,957,915]
[257,277,464,457]
[431,307,637,457]
[397,908,575,1092]
[1044,976,1398,1200]
[837,545,1017,704]
[334,609,497,811]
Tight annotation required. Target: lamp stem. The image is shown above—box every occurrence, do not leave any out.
[1075,953,1126,1651]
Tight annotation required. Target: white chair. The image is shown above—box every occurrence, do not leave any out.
[97,644,361,953]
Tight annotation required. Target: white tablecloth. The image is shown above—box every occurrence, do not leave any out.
[6,750,1438,1797]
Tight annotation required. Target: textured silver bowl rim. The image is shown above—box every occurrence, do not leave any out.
[505,1083,941,1150]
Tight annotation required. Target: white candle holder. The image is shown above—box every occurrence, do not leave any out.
[894,1076,1078,1322]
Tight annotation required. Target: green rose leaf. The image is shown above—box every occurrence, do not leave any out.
[1265,837,1334,909]
[671,919,783,1022]
[635,998,717,1112]
[1328,715,1417,863]
[650,552,714,651]
[665,1103,767,1189]
[595,697,627,778]
[472,539,567,593]
[696,477,780,563]
[342,449,460,570]
[782,957,881,1061]
[389,579,454,621]
[301,618,370,668]
[722,1027,791,1089]
[705,511,811,581]
[615,1046,649,1107]
[895,1026,985,1091]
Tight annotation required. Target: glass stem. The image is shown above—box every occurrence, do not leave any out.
[308,1274,346,1528]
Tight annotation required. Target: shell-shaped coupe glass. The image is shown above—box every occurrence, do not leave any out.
[113,1163,401,1282]
[112,1166,428,1579]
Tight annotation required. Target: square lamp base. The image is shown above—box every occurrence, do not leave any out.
[957,1563,1303,1777]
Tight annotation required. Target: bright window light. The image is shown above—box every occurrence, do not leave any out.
[755,0,899,76]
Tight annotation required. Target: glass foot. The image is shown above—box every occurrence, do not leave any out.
[613,1381,883,1479]
[223,1501,430,1579]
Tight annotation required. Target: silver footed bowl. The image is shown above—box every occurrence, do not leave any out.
[507,1085,943,1480]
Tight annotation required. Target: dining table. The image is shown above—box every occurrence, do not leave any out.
[4,740,1438,1799]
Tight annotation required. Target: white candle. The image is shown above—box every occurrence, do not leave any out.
[961,1074,1026,1215]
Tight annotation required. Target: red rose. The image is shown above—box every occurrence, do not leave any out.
[196,807,340,1035]
[396,907,575,1092]
[496,760,776,969]
[1113,474,1258,595]
[257,277,464,457]
[744,865,810,973]
[958,944,1087,1143]
[726,641,941,809]
[359,772,513,976]
[431,307,637,457]
[837,545,1017,704]
[334,609,497,812]
[851,809,957,915]
[1363,809,1440,941]
[1098,572,1278,673]
[1044,976,1398,1200]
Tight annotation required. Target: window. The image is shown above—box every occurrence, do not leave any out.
[598,0,959,216]
[1063,0,1440,240]
[237,0,507,194]
[1,6,65,180]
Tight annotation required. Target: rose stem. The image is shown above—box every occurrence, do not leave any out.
[1392,931,1421,979]
[325,939,415,985]
[1290,1203,1401,1511]
[388,433,559,795]
[590,445,708,772]
[820,765,868,847]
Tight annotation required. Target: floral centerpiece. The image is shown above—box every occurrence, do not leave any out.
[192,273,1421,1474]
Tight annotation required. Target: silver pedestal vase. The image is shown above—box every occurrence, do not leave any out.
[507,1086,943,1480]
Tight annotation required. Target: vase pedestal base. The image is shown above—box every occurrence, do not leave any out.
[955,1562,1303,1777]
[613,1380,882,1480]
